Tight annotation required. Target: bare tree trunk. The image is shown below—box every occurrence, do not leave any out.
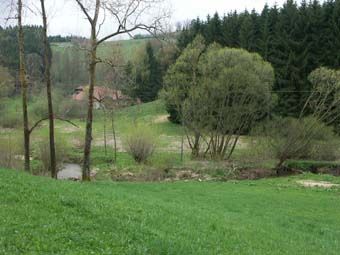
[8,132,12,168]
[192,132,201,158]
[226,136,239,160]
[180,133,184,162]
[111,110,117,163]
[83,28,98,181]
[40,0,57,178]
[103,108,107,156]
[18,0,30,172]
[74,0,167,180]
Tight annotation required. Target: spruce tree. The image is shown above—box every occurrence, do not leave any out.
[222,11,240,47]
[134,42,162,102]
[206,12,223,44]
[171,0,340,120]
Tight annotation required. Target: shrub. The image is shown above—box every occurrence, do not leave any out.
[29,89,65,120]
[0,134,24,169]
[33,133,71,174]
[286,160,340,172]
[0,112,21,128]
[124,125,157,164]
[0,98,22,128]
[0,65,14,98]
[255,117,340,167]
[58,98,87,120]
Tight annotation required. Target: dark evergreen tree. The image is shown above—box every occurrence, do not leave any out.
[239,10,253,50]
[172,0,340,120]
[0,26,48,77]
[222,11,240,47]
[320,0,336,67]
[134,42,162,102]
[332,0,340,67]
[205,12,223,44]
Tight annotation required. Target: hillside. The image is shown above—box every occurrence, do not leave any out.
[1,168,340,254]
[51,38,150,61]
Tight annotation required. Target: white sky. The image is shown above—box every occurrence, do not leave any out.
[1,0,304,38]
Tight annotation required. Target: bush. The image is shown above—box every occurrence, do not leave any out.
[33,133,71,174]
[255,117,340,167]
[0,112,21,128]
[286,160,340,172]
[124,125,157,164]
[29,89,65,120]
[0,65,14,98]
[0,135,24,169]
[0,98,22,128]
[58,98,87,120]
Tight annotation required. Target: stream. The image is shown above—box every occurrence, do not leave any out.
[57,163,82,180]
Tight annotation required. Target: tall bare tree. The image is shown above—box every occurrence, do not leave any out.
[74,0,170,180]
[39,0,57,178]
[17,0,30,172]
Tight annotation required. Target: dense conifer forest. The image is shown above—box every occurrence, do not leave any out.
[177,0,340,117]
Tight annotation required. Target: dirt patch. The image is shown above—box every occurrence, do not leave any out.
[0,128,15,133]
[297,180,340,188]
[153,115,169,124]
[92,138,124,150]
[62,126,78,133]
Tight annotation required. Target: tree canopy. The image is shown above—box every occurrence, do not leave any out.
[176,0,340,117]
[163,37,275,158]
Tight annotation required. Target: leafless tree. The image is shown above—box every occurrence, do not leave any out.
[1,0,76,175]
[39,0,57,178]
[73,0,170,180]
[17,0,31,172]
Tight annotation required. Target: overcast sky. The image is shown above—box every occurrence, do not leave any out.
[2,0,304,38]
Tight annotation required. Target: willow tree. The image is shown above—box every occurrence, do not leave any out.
[162,35,206,157]
[74,0,169,180]
[188,46,274,159]
[164,38,275,159]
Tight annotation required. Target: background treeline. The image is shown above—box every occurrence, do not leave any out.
[48,35,86,43]
[0,25,47,90]
[0,24,177,98]
[177,0,340,117]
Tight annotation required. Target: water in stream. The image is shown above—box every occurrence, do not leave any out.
[57,163,82,180]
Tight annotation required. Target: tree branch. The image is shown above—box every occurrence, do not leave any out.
[29,116,79,134]
[75,0,93,23]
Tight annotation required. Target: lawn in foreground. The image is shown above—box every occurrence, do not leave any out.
[1,169,340,255]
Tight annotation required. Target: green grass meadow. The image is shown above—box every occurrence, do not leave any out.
[1,168,340,254]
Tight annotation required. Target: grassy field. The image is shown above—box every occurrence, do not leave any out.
[0,99,188,172]
[2,99,340,176]
[1,168,340,254]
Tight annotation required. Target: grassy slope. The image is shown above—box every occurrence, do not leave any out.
[58,100,185,170]
[1,168,340,254]
[51,38,149,61]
